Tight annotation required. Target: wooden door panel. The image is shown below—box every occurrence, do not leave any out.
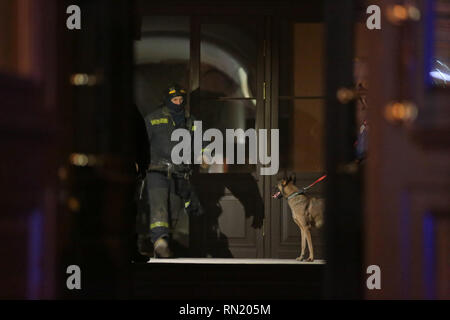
[216,197,247,238]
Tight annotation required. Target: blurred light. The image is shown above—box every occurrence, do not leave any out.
[70,73,97,86]
[430,60,450,85]
[393,5,408,20]
[408,6,421,21]
[69,153,103,167]
[430,71,450,82]
[384,101,418,124]
[67,197,80,212]
[337,87,356,104]
[386,4,421,24]
[69,153,89,166]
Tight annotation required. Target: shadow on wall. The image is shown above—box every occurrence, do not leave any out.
[192,173,264,258]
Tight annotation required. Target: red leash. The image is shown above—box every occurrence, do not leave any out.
[303,174,327,191]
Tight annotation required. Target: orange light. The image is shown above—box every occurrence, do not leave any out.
[384,101,418,124]
[67,197,80,212]
[393,5,408,20]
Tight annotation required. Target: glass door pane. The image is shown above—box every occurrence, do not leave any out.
[197,99,257,173]
[278,20,325,173]
[190,17,265,259]
[279,99,324,172]
[200,23,258,99]
[197,20,262,174]
[279,22,324,98]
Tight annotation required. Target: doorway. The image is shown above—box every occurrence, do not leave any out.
[134,11,326,259]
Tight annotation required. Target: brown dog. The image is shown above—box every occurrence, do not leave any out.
[273,175,325,262]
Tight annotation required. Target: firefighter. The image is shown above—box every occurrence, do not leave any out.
[143,84,204,258]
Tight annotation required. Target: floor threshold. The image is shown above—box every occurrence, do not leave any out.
[146,258,326,264]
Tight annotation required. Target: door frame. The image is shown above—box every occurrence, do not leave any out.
[138,1,326,259]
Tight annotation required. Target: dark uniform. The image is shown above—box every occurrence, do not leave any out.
[143,85,203,257]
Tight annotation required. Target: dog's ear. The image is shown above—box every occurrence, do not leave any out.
[290,173,296,184]
[280,172,288,184]
[286,171,293,182]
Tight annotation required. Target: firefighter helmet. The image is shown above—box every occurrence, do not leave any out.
[166,84,186,99]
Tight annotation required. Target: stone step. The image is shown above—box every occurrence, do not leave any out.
[132,259,325,299]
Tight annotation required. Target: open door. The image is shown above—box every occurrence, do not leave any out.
[190,16,266,258]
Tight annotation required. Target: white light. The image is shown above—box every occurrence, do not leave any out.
[430,71,450,82]
[238,67,256,107]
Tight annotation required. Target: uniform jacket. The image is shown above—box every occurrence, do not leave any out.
[144,105,197,169]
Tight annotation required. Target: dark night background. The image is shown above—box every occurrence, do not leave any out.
[0,0,448,300]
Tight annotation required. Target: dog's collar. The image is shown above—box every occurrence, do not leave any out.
[286,189,304,200]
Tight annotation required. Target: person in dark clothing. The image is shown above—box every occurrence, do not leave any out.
[143,84,205,258]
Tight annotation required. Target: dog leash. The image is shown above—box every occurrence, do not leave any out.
[286,174,327,200]
[303,174,327,191]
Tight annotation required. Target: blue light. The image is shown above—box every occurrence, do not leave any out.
[27,210,43,300]
[423,212,436,300]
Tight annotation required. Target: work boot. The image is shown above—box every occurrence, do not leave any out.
[153,237,172,258]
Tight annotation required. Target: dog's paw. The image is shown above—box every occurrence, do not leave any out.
[306,257,314,262]
[296,256,303,261]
